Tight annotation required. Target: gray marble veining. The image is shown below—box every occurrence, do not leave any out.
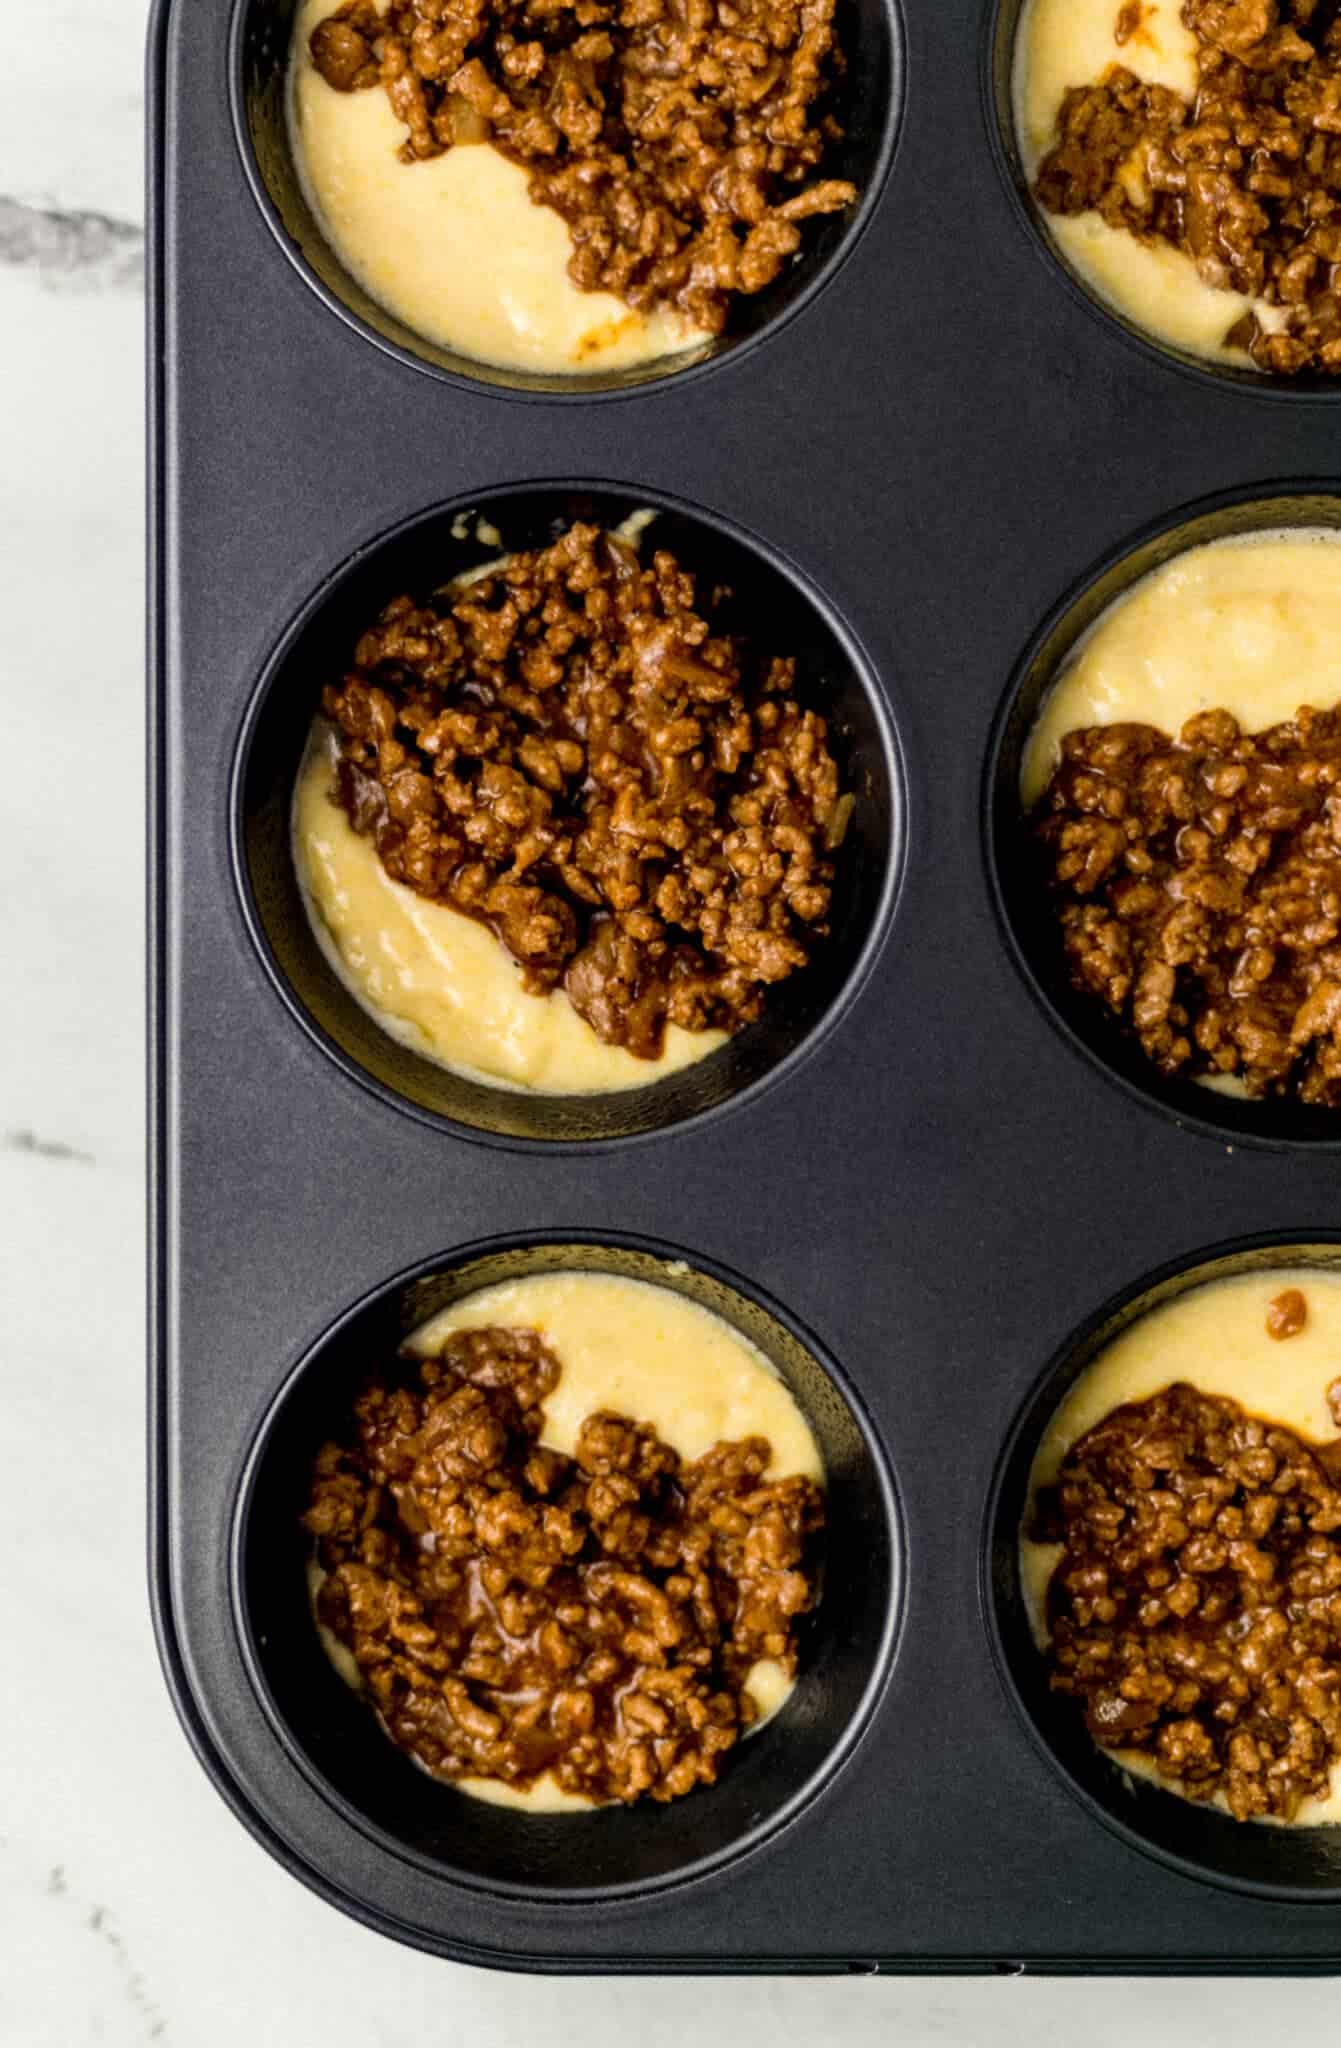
[0,196,144,289]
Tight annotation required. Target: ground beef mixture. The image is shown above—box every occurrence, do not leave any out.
[1268,1285,1309,1337]
[321,522,847,1059]
[1030,705,1341,1106]
[1033,1378,1341,1820]
[1034,0,1341,375]
[304,1326,824,1803]
[307,0,856,334]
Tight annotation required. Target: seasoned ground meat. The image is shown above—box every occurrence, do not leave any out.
[1033,1379,1341,1821]
[304,1326,824,1803]
[1034,0,1341,375]
[321,521,847,1060]
[1030,704,1341,1105]
[307,0,856,334]
[1268,1286,1309,1337]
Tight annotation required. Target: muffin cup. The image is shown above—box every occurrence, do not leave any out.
[230,0,905,398]
[232,1232,903,1899]
[983,0,1341,398]
[232,480,904,1148]
[984,1233,1341,1901]
[985,483,1341,1150]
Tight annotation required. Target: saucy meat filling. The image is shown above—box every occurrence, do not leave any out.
[1034,0,1341,375]
[305,1327,824,1803]
[307,0,856,334]
[321,522,847,1060]
[1034,1378,1341,1820]
[1030,704,1341,1105]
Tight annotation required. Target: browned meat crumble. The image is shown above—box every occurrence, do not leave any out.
[308,0,857,335]
[1034,0,1341,375]
[321,521,847,1060]
[1030,704,1341,1106]
[305,1325,824,1803]
[1034,1377,1341,1821]
[1267,1286,1309,1338]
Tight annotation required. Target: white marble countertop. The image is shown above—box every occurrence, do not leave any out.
[7,2,1341,2036]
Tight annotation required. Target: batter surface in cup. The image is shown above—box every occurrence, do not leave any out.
[1012,0,1286,367]
[287,0,709,375]
[1022,530,1341,805]
[306,1271,825,1811]
[1022,1267,1341,1824]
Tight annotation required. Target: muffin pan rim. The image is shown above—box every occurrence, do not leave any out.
[228,474,909,1155]
[228,1226,908,1905]
[226,0,910,404]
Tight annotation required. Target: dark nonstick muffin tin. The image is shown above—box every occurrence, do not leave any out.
[150,0,1341,1974]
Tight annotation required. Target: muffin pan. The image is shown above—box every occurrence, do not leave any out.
[988,488,1341,1152]
[151,0,1341,1972]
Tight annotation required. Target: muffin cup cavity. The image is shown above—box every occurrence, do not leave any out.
[985,1235,1341,1901]
[984,0,1341,397]
[230,0,904,398]
[231,1233,903,1899]
[986,485,1341,1150]
[232,481,903,1148]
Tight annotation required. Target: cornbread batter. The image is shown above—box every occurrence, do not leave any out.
[1021,530,1341,806]
[288,0,709,375]
[1012,0,1284,365]
[312,1271,825,1810]
[1022,1266,1341,1822]
[293,722,728,1094]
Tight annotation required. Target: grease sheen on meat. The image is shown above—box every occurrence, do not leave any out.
[1034,1379,1341,1821]
[305,1326,825,1804]
[1030,704,1341,1105]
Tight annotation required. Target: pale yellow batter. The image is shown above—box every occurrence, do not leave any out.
[1021,1265,1341,1824]
[288,0,710,376]
[1012,0,1287,366]
[314,1269,825,1811]
[293,721,728,1095]
[1021,529,1341,807]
